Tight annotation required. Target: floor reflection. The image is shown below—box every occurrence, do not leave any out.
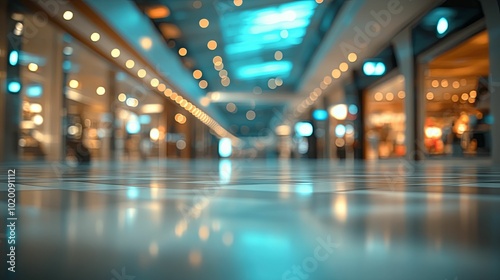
[0,159,499,279]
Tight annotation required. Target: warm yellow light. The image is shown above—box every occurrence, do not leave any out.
[69,80,79,89]
[175,96,183,104]
[144,5,170,19]
[431,80,439,88]
[111,48,120,58]
[214,63,224,71]
[461,93,469,100]
[178,47,187,56]
[323,76,332,85]
[175,113,187,124]
[221,77,230,87]
[207,40,217,50]
[140,37,153,50]
[386,92,394,101]
[398,91,405,99]
[213,56,222,65]
[150,78,159,87]
[452,81,460,89]
[125,59,135,69]
[339,62,349,72]
[452,95,459,102]
[199,18,209,28]
[90,32,100,42]
[118,93,127,102]
[164,88,172,97]
[234,0,243,6]
[157,83,166,91]
[193,70,203,79]
[331,69,341,79]
[348,52,357,62]
[63,11,73,21]
[374,92,383,101]
[426,92,434,100]
[199,80,208,89]
[316,0,324,3]
[441,79,449,87]
[219,70,228,78]
[470,90,477,98]
[274,51,283,61]
[138,69,147,78]
[96,86,106,96]
[28,63,38,72]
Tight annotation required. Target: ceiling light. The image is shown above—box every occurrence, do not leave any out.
[138,69,147,78]
[199,80,208,89]
[199,18,209,28]
[348,53,357,62]
[62,11,73,21]
[158,83,166,91]
[193,70,203,79]
[90,32,100,42]
[96,86,106,95]
[274,51,283,61]
[126,59,135,68]
[140,37,153,50]
[207,40,217,50]
[150,78,159,87]
[179,47,187,56]
[69,80,79,89]
[111,48,120,58]
[28,63,38,72]
[234,0,243,6]
[331,69,341,79]
[339,62,349,72]
[118,93,127,102]
[145,5,170,19]
[246,110,256,120]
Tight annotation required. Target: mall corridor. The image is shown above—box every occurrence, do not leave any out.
[1,0,500,279]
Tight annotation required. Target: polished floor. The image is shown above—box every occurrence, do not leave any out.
[1,159,500,280]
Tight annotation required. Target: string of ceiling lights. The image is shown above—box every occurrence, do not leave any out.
[56,5,240,145]
[293,52,358,117]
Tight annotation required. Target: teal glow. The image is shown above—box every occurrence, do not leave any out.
[437,17,449,35]
[126,119,141,134]
[139,115,151,124]
[127,187,139,199]
[313,110,328,121]
[9,51,19,66]
[363,62,386,76]
[237,61,292,79]
[295,122,313,137]
[219,138,232,158]
[222,0,317,79]
[8,81,21,93]
[26,84,43,98]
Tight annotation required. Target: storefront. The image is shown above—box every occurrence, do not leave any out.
[421,30,491,157]
[4,2,200,162]
[363,74,406,160]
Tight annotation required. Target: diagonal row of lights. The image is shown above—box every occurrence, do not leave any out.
[294,52,358,116]
[61,9,239,143]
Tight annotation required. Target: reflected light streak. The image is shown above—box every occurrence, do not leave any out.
[334,195,347,222]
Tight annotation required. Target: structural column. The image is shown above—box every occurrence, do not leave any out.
[481,0,500,164]
[392,27,424,161]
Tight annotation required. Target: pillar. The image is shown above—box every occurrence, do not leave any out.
[392,27,425,161]
[480,0,500,164]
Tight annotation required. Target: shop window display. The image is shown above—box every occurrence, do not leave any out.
[424,31,491,157]
[364,75,406,159]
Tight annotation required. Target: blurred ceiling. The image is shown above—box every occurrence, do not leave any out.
[131,0,345,136]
